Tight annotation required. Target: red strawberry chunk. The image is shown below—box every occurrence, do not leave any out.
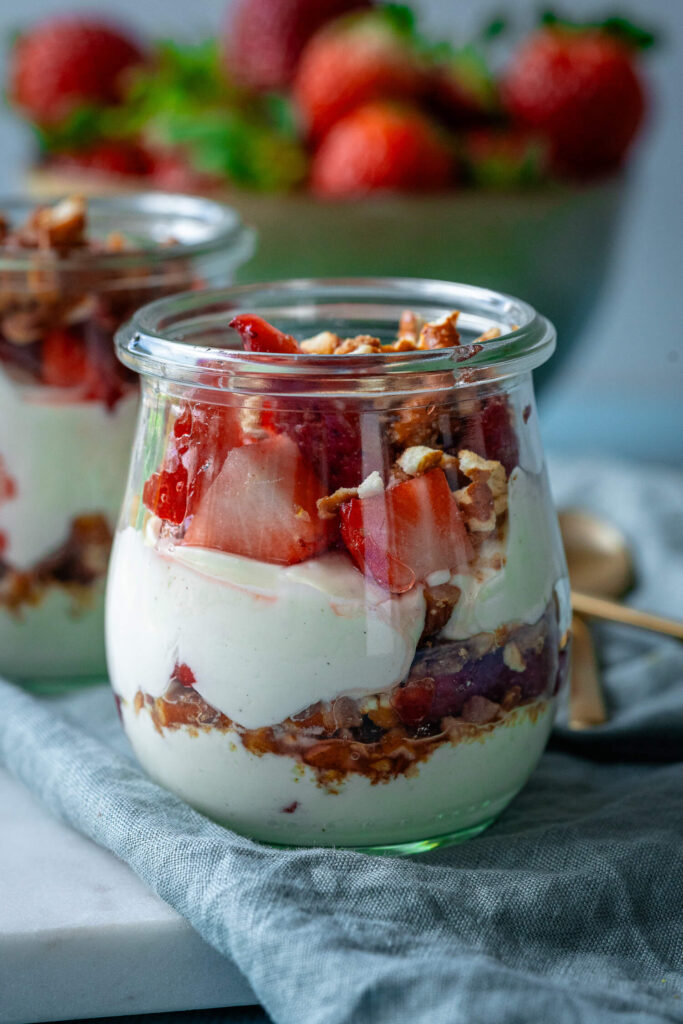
[184,434,331,565]
[172,662,196,688]
[41,328,90,388]
[142,397,243,524]
[391,677,435,727]
[339,468,472,593]
[229,314,299,354]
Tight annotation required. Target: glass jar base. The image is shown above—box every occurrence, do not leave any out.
[263,816,498,857]
[353,817,497,856]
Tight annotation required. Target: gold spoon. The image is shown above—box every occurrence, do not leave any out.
[560,509,635,729]
[560,509,683,640]
[559,508,683,730]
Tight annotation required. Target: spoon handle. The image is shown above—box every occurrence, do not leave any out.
[571,591,683,640]
[569,615,608,729]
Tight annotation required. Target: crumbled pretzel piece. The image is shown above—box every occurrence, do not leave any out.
[503,642,526,673]
[384,336,419,352]
[334,334,383,355]
[474,326,502,343]
[455,448,508,533]
[389,397,440,448]
[239,395,269,440]
[1,309,47,345]
[454,481,496,532]
[317,487,359,519]
[36,196,87,251]
[299,331,340,355]
[458,449,507,514]
[418,311,460,350]
[357,470,384,499]
[397,445,457,477]
[398,310,424,344]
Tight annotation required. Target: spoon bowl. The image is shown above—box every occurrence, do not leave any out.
[559,508,634,599]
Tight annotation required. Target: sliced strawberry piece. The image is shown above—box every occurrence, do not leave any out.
[339,468,471,593]
[184,434,330,565]
[142,397,243,524]
[172,662,196,688]
[229,314,299,354]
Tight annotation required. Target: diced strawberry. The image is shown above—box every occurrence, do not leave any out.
[480,396,519,474]
[184,433,331,565]
[0,456,16,504]
[229,314,299,354]
[142,397,243,524]
[339,468,471,593]
[391,677,434,727]
[41,327,90,388]
[172,662,196,687]
[142,463,188,526]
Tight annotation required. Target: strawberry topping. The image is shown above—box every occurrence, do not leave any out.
[184,433,331,564]
[229,314,299,354]
[339,468,471,593]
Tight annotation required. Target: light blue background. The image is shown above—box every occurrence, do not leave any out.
[0,0,680,464]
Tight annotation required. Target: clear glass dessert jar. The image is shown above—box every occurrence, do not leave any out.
[0,194,253,683]
[108,279,571,854]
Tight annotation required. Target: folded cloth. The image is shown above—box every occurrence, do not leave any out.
[1,456,682,1024]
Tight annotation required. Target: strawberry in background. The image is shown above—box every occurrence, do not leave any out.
[3,3,655,196]
[9,17,145,126]
[225,0,372,91]
[502,15,651,176]
[311,101,455,197]
[293,6,428,141]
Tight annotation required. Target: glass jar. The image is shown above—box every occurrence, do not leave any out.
[108,279,571,854]
[0,194,253,684]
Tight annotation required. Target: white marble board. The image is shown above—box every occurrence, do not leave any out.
[0,768,255,1024]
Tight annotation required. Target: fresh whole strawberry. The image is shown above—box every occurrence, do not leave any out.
[311,102,455,198]
[502,26,646,176]
[9,17,145,126]
[294,8,427,141]
[225,0,371,92]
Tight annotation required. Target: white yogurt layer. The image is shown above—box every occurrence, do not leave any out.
[106,528,427,729]
[0,368,138,567]
[107,466,567,729]
[442,467,566,640]
[120,698,555,848]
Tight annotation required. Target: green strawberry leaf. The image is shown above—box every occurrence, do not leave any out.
[540,11,657,50]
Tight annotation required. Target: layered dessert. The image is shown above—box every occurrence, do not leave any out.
[107,309,571,849]
[0,196,198,680]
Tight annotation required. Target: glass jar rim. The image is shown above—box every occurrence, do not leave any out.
[116,277,556,391]
[0,192,252,271]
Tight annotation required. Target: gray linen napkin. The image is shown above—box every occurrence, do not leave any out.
[1,456,682,1024]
